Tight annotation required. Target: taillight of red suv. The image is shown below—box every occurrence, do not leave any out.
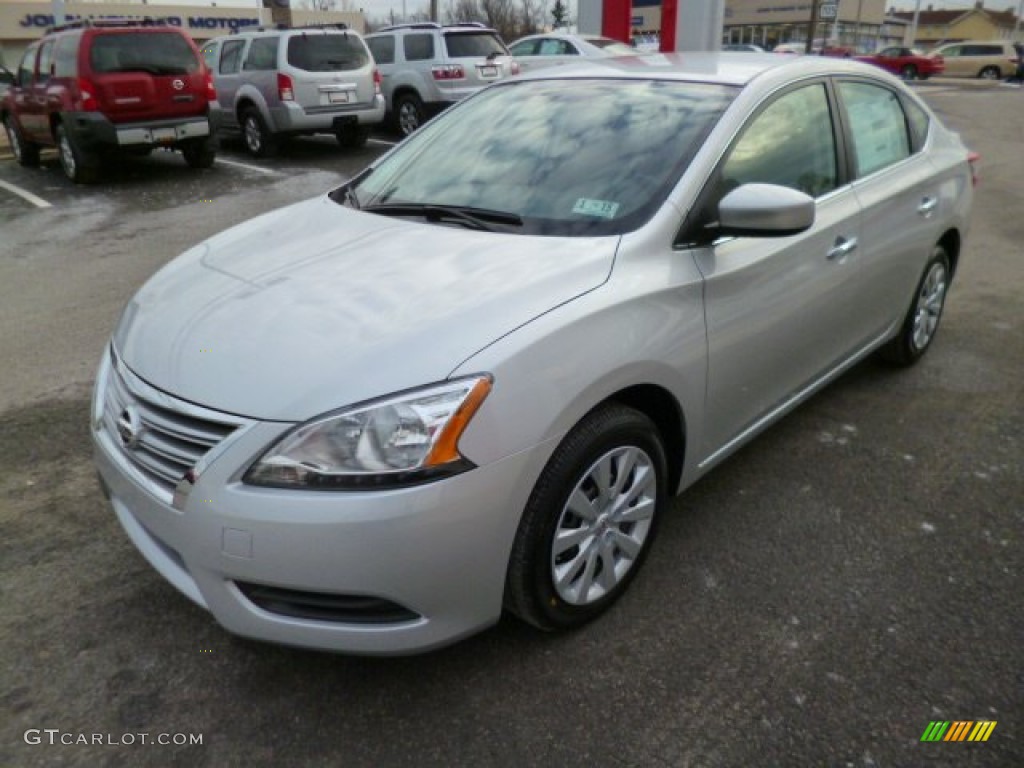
[75,78,99,111]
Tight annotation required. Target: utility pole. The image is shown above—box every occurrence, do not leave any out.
[909,0,923,46]
[806,0,819,54]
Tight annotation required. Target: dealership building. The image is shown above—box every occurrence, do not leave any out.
[0,2,365,69]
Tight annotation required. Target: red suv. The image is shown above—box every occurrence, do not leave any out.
[1,19,216,183]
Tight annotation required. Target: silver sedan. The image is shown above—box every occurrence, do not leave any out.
[93,54,975,654]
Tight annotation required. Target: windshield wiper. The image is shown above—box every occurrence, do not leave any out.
[361,203,523,232]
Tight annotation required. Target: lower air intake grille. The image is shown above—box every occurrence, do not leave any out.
[236,582,421,625]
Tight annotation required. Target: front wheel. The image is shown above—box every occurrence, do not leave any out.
[901,64,918,80]
[56,123,99,184]
[880,245,951,366]
[505,404,668,631]
[5,115,40,167]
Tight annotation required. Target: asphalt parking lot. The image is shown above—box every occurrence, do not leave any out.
[1,81,1022,767]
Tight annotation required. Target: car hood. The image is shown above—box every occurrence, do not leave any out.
[114,196,617,421]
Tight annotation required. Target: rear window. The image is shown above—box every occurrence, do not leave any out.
[90,31,199,75]
[444,32,506,58]
[286,34,368,72]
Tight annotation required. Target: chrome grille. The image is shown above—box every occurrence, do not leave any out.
[103,360,240,497]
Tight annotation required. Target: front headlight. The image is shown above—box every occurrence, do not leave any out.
[243,376,492,490]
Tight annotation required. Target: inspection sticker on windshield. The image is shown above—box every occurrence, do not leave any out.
[572,198,620,220]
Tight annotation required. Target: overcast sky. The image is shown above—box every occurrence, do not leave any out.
[79,1,1019,26]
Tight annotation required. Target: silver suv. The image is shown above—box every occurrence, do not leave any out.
[365,23,518,136]
[202,26,385,157]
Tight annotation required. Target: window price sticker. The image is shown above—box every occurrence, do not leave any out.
[572,198,620,220]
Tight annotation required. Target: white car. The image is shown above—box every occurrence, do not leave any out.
[93,54,975,654]
[508,32,636,72]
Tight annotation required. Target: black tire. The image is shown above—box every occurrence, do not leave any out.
[55,122,99,184]
[336,124,371,148]
[393,92,425,137]
[901,64,918,80]
[182,137,216,169]
[4,114,40,167]
[880,244,951,366]
[978,66,1000,80]
[505,403,668,631]
[240,107,278,158]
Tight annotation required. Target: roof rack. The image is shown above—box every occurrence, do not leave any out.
[377,22,441,32]
[444,22,489,29]
[230,22,348,35]
[47,17,169,34]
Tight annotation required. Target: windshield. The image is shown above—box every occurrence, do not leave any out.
[348,78,735,236]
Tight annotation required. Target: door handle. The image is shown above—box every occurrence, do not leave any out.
[827,236,858,261]
[918,197,938,216]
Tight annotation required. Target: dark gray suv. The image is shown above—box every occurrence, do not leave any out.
[202,26,385,157]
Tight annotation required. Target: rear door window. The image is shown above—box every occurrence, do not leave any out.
[403,34,435,62]
[53,33,81,78]
[838,81,911,177]
[444,32,506,58]
[287,35,368,71]
[36,40,55,83]
[244,37,279,70]
[90,32,199,75]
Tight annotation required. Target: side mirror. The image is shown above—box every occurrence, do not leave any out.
[716,183,815,238]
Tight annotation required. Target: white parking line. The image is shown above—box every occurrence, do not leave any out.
[0,179,53,209]
[214,157,280,175]
[368,138,398,148]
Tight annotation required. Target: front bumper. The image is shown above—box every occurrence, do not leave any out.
[91,348,542,654]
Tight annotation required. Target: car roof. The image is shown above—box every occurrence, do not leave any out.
[511,51,883,87]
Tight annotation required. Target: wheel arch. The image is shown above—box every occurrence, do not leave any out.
[600,384,686,497]
[938,228,961,279]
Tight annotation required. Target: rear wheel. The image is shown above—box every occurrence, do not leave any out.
[241,107,278,157]
[505,404,668,631]
[880,245,951,366]
[336,124,370,148]
[4,115,40,167]
[56,122,99,184]
[182,137,216,169]
[978,66,1000,80]
[393,93,425,137]
[900,64,918,80]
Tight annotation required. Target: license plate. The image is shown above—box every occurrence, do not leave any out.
[479,65,498,78]
[151,128,176,143]
[328,91,350,104]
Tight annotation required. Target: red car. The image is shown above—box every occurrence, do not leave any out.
[856,47,944,80]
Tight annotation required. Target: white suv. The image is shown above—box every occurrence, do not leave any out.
[365,23,518,135]
[202,25,385,157]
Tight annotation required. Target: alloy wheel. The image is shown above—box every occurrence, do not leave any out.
[911,261,947,351]
[550,446,657,606]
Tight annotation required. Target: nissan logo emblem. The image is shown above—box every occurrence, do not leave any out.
[172,79,185,91]
[116,406,145,449]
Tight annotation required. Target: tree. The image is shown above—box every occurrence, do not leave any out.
[551,0,568,29]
